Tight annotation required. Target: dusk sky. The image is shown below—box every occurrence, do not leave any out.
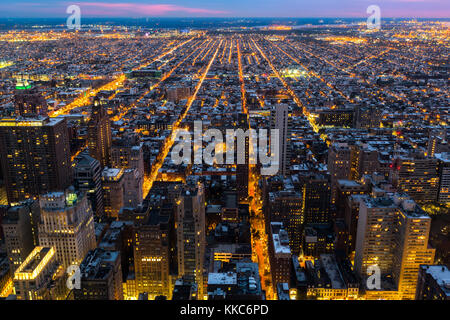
[1,0,449,18]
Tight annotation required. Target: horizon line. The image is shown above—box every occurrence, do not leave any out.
[1,16,449,19]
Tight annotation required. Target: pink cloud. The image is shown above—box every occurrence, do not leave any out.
[77,2,229,16]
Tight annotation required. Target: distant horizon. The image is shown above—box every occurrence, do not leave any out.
[1,16,449,19]
[1,1,449,19]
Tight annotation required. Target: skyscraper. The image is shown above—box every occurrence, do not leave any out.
[390,154,440,203]
[267,190,302,255]
[0,117,72,204]
[134,208,171,299]
[38,188,96,269]
[73,152,104,217]
[88,97,112,168]
[393,200,435,300]
[270,104,290,176]
[102,168,125,218]
[175,181,206,298]
[13,80,47,117]
[301,173,331,224]
[2,200,40,271]
[236,113,249,202]
[355,195,435,300]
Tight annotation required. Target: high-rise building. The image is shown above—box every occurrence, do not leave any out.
[73,152,104,217]
[134,208,171,299]
[236,113,249,202]
[88,97,112,168]
[2,201,40,271]
[0,117,72,204]
[13,246,66,300]
[327,143,351,203]
[13,80,47,117]
[38,189,96,269]
[390,154,440,203]
[102,168,125,218]
[270,104,290,176]
[355,197,401,276]
[175,182,206,298]
[393,200,435,300]
[267,190,302,255]
[355,195,435,300]
[436,153,450,204]
[349,144,379,181]
[111,134,144,178]
[300,173,331,224]
[74,248,123,300]
[123,169,143,209]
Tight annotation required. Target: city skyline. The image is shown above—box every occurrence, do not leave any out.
[1,0,449,18]
[0,1,448,304]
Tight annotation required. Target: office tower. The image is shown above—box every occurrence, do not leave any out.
[336,179,369,219]
[123,169,143,208]
[355,197,399,276]
[99,220,134,285]
[301,173,331,224]
[355,195,435,300]
[0,117,72,204]
[267,190,302,255]
[38,189,96,269]
[2,201,40,271]
[416,265,450,300]
[88,97,112,168]
[427,129,448,157]
[102,168,124,218]
[73,152,104,217]
[344,194,370,253]
[13,80,47,117]
[393,200,435,300]
[134,209,171,299]
[349,144,379,181]
[13,247,65,300]
[74,248,123,300]
[390,154,440,203]
[268,222,291,290]
[236,113,249,202]
[436,153,450,204]
[270,104,290,176]
[327,143,351,202]
[111,134,144,178]
[175,182,206,298]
